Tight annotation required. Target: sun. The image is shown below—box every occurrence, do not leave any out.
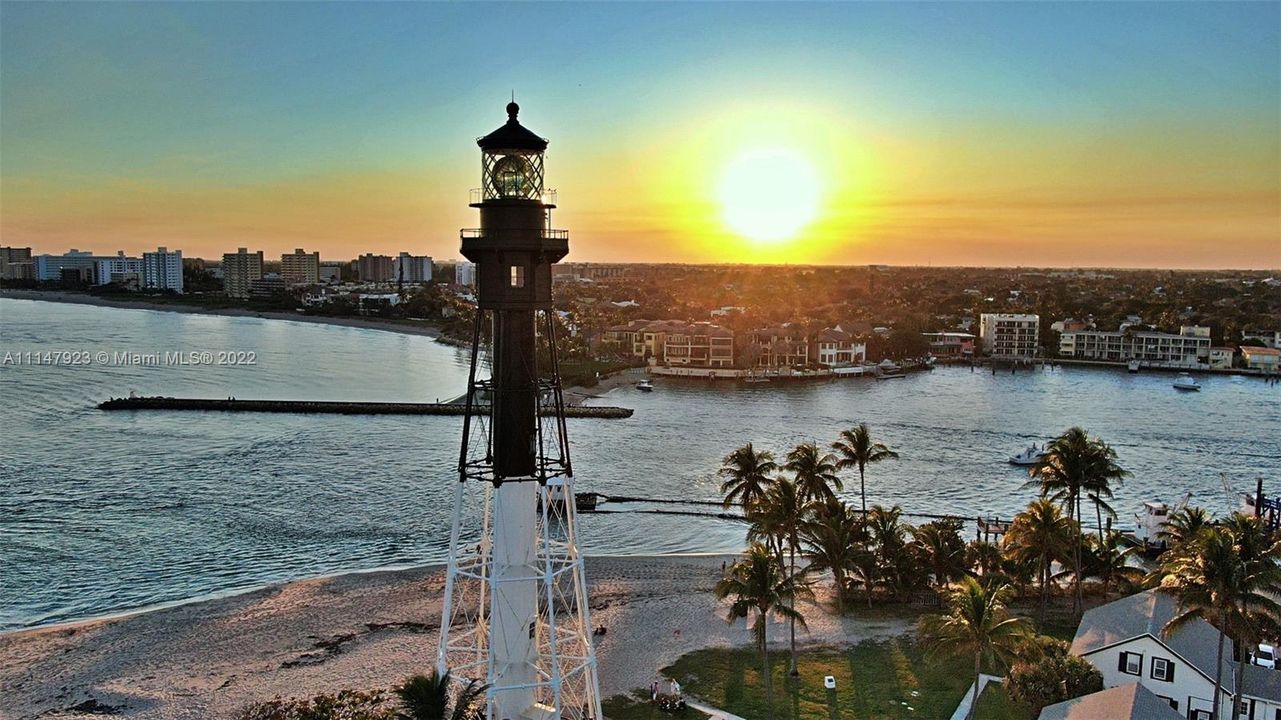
[717,148,822,243]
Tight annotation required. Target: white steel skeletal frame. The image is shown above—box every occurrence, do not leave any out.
[438,310,602,720]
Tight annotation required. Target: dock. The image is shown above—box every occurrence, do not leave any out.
[98,396,633,419]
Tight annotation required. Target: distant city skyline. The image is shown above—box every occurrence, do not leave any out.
[2,2,1278,269]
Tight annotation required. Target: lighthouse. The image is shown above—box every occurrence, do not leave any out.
[438,102,602,720]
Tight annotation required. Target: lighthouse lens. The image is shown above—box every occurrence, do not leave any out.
[493,155,533,198]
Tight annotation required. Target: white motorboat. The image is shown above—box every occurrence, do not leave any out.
[1127,359,1140,373]
[1008,443,1047,466]
[636,379,654,392]
[1172,373,1200,391]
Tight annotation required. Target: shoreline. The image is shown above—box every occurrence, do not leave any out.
[0,289,448,341]
[0,553,918,720]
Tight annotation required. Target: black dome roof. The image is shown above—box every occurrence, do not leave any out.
[477,102,548,151]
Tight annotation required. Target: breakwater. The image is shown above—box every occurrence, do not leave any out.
[98,396,633,418]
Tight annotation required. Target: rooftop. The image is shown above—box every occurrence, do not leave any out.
[1036,683,1182,720]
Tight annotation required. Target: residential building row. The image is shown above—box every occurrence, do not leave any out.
[602,320,866,369]
[23,248,184,293]
[221,248,437,298]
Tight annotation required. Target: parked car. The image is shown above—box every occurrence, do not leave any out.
[1254,643,1276,670]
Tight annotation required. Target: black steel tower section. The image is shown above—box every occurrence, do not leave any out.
[458,102,571,487]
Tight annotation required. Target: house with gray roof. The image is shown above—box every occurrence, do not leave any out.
[1071,589,1281,720]
[1038,683,1183,720]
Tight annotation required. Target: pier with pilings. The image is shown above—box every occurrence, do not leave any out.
[97,396,633,418]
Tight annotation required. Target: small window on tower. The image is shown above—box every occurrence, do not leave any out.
[510,265,526,288]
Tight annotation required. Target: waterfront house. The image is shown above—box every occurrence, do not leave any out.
[748,324,811,368]
[1242,347,1281,373]
[1209,347,1236,369]
[922,331,975,359]
[1071,589,1281,719]
[814,326,866,367]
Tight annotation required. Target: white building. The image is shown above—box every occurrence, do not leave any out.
[1071,590,1281,720]
[393,253,434,284]
[142,246,183,293]
[93,253,144,286]
[35,250,142,285]
[454,261,476,287]
[814,327,866,367]
[979,313,1040,360]
[1242,330,1280,349]
[1242,347,1281,372]
[1059,326,1211,367]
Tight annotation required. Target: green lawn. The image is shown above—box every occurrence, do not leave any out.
[603,691,712,720]
[654,639,1034,720]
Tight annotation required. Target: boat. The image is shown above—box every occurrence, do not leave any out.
[877,359,904,379]
[1127,359,1140,373]
[1008,443,1047,466]
[1172,373,1200,391]
[635,379,654,392]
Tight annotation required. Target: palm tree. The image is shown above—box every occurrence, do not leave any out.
[918,577,1033,720]
[1083,530,1143,600]
[784,442,842,504]
[831,424,899,516]
[396,670,487,720]
[1156,521,1281,720]
[965,539,1003,580]
[719,443,779,511]
[715,543,807,720]
[1159,505,1212,550]
[1025,427,1127,615]
[912,519,968,594]
[1220,513,1281,712]
[867,505,911,600]
[748,478,812,676]
[1003,499,1074,624]
[801,498,862,613]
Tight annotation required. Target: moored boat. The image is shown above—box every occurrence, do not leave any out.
[1172,373,1200,391]
[1127,359,1140,373]
[1008,443,1047,466]
[636,379,654,392]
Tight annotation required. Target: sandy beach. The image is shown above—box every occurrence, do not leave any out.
[0,555,910,720]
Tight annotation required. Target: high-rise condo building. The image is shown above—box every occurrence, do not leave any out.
[222,248,264,299]
[979,313,1040,360]
[280,248,320,286]
[142,246,183,293]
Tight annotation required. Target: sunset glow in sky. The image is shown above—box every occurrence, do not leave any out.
[2,2,1278,268]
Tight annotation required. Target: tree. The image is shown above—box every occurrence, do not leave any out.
[1156,522,1281,720]
[1159,505,1212,549]
[395,671,486,720]
[784,442,842,504]
[1026,427,1127,615]
[866,505,913,600]
[1003,499,1074,624]
[912,519,968,594]
[918,577,1033,720]
[1005,638,1103,715]
[831,424,899,516]
[801,498,862,613]
[715,543,807,720]
[748,478,812,676]
[1220,514,1281,713]
[719,443,779,511]
[1082,530,1144,600]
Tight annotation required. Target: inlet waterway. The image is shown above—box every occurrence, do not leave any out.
[1,297,1277,630]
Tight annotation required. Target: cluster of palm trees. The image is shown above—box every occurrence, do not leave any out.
[1150,508,1281,720]
[708,424,1137,718]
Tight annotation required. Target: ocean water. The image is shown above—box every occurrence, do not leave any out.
[1,297,1278,630]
